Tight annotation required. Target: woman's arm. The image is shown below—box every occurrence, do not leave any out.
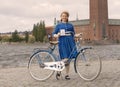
[52,24,60,38]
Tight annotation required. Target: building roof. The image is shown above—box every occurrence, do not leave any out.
[69,19,120,26]
[70,19,89,26]
[109,19,120,25]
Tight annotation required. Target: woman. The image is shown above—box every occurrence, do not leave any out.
[52,11,76,80]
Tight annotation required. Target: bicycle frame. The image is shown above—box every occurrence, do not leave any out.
[28,37,92,72]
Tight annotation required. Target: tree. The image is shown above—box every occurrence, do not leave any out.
[11,30,20,42]
[39,21,43,42]
[32,24,37,41]
[37,23,40,42]
[41,21,46,42]
[25,31,29,43]
[0,35,2,42]
[32,20,46,42]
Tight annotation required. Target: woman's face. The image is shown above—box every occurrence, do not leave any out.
[61,13,68,22]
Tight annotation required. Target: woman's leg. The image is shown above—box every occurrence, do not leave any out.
[65,64,70,75]
[62,58,71,80]
[65,64,70,80]
[62,58,70,74]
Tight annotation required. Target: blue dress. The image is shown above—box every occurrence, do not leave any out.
[52,22,77,59]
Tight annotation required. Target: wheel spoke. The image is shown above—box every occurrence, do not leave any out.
[76,48,102,81]
[28,51,55,81]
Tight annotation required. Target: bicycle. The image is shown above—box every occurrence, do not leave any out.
[28,33,102,81]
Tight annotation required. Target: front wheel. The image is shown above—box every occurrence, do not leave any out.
[28,50,55,81]
[75,48,102,81]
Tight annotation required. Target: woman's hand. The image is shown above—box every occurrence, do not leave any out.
[53,33,60,38]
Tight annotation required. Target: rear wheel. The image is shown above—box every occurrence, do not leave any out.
[75,48,102,81]
[28,51,55,81]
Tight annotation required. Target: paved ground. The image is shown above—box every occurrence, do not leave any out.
[0,43,120,87]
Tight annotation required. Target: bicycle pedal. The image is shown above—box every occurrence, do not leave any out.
[40,63,45,68]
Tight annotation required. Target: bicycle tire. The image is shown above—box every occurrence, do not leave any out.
[75,48,102,81]
[28,50,55,81]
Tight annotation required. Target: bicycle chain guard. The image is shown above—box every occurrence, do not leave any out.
[44,61,65,71]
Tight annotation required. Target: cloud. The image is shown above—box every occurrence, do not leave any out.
[108,0,120,19]
[0,0,120,33]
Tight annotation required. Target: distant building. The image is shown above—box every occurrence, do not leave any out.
[46,0,120,43]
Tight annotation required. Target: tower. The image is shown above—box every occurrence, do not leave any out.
[90,0,108,40]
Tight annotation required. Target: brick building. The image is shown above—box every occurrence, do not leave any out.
[46,0,120,42]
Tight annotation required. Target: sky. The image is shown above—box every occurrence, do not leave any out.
[0,0,120,33]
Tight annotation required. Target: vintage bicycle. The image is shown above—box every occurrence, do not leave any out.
[28,33,102,81]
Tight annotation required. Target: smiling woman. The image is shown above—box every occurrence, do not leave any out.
[52,11,77,80]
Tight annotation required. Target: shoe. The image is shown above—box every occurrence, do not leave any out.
[56,72,61,80]
[65,75,70,80]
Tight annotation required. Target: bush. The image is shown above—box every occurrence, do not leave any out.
[116,39,119,43]
[1,36,11,42]
[28,36,35,43]
[43,36,49,43]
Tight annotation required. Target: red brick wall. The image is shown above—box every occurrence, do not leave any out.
[46,26,54,35]
[108,25,120,41]
[90,0,108,40]
[45,24,120,42]
[74,25,92,41]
